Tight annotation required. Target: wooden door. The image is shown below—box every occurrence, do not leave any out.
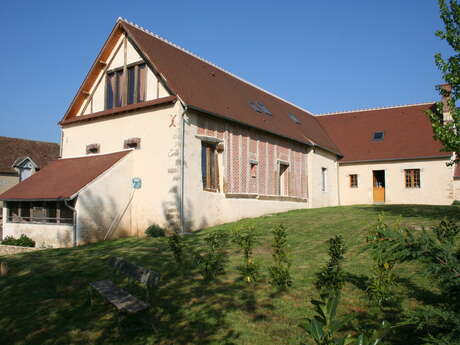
[373,170,385,202]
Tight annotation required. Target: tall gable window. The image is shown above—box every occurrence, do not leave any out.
[405,169,421,188]
[321,167,327,192]
[350,174,358,188]
[201,142,219,191]
[106,62,146,110]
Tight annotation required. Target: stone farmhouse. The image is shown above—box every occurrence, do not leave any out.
[0,18,458,247]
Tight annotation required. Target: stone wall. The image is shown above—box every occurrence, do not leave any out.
[0,245,43,256]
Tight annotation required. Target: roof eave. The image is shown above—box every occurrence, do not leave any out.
[339,154,453,165]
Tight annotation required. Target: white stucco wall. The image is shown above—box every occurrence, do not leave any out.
[338,158,455,205]
[0,174,18,208]
[76,151,134,244]
[307,148,340,208]
[62,102,183,235]
[454,178,460,201]
[181,111,314,231]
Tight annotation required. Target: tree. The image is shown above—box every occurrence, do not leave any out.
[427,0,460,166]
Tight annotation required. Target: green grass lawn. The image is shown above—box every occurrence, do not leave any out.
[0,204,459,345]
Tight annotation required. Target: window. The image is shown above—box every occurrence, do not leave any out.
[350,174,358,188]
[279,163,289,196]
[321,167,327,192]
[288,113,301,124]
[250,161,258,178]
[106,62,146,110]
[249,101,272,115]
[7,201,74,224]
[201,142,219,191]
[405,169,421,188]
[86,143,100,154]
[372,131,384,141]
[123,137,141,150]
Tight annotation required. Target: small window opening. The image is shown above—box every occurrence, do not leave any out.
[249,101,272,115]
[250,162,258,178]
[124,137,141,150]
[405,169,421,188]
[350,174,358,188]
[288,113,301,124]
[278,163,289,196]
[321,167,327,192]
[86,143,100,154]
[372,131,384,141]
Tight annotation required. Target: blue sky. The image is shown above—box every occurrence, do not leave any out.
[0,0,453,143]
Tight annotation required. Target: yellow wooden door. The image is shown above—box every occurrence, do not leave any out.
[373,172,385,202]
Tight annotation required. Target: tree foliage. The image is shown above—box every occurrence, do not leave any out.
[315,235,346,294]
[427,0,460,165]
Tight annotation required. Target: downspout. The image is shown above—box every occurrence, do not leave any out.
[180,104,188,235]
[64,199,77,247]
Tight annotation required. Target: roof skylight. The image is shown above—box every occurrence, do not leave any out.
[372,131,384,141]
[288,113,301,124]
[249,101,272,115]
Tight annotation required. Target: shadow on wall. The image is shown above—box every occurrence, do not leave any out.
[77,190,133,244]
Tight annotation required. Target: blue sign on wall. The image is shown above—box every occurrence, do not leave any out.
[132,177,142,189]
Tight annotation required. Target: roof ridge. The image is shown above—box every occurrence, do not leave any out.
[117,17,316,116]
[315,102,435,116]
[0,136,59,145]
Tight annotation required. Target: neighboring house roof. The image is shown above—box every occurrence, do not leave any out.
[60,19,341,156]
[0,151,131,201]
[0,136,60,174]
[316,103,451,163]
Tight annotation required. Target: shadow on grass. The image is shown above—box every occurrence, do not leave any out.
[356,204,460,222]
[0,234,278,345]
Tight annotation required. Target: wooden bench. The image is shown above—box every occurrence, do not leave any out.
[90,257,160,314]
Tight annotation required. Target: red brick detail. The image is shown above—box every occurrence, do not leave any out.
[241,129,248,193]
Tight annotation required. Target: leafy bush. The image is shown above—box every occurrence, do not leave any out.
[315,235,346,294]
[268,224,292,289]
[1,234,35,247]
[145,224,166,238]
[194,231,229,281]
[232,226,261,284]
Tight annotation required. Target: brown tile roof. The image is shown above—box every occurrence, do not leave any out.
[61,19,340,156]
[0,136,60,174]
[316,103,451,163]
[60,96,177,125]
[0,151,131,200]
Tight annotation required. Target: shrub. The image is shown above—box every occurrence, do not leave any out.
[145,224,166,238]
[194,231,229,281]
[1,234,35,247]
[315,235,346,294]
[232,226,260,284]
[268,224,292,289]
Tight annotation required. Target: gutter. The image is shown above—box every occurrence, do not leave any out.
[64,199,78,247]
[179,103,188,235]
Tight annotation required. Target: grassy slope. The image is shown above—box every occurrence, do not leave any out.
[0,204,459,345]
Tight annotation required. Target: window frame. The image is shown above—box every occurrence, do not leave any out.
[278,162,289,196]
[350,174,358,188]
[86,143,100,154]
[405,169,421,188]
[321,167,327,192]
[201,142,219,192]
[105,61,147,110]
[123,137,141,150]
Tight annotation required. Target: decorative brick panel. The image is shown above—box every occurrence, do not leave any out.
[195,114,309,199]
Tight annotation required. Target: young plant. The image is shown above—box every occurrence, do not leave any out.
[232,226,260,284]
[365,214,401,308]
[194,231,229,281]
[268,224,292,289]
[168,231,185,266]
[302,292,390,345]
[315,235,346,294]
